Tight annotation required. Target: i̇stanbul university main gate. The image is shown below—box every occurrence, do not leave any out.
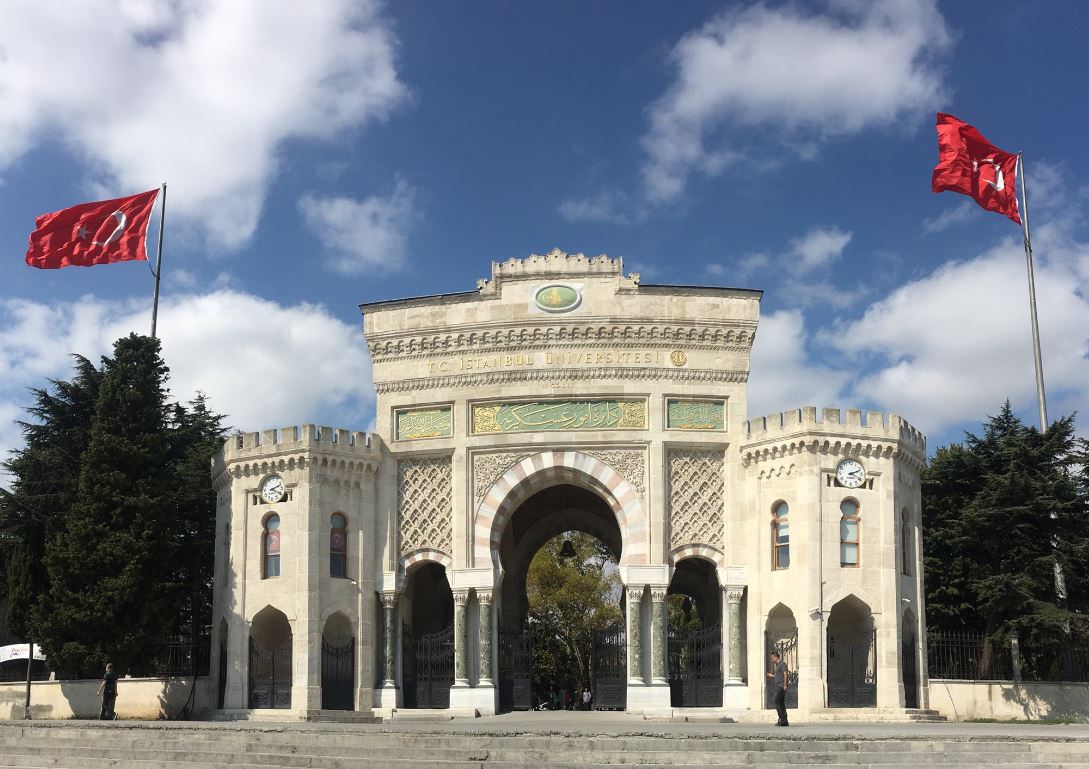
[210,250,929,719]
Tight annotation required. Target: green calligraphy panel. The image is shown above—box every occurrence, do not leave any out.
[473,400,646,434]
[667,399,725,430]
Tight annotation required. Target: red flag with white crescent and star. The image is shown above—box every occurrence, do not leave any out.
[24,188,160,269]
[931,113,1021,225]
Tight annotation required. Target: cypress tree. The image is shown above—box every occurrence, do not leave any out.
[38,334,175,676]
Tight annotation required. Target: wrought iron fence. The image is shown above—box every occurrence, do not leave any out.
[152,634,211,678]
[926,631,1013,680]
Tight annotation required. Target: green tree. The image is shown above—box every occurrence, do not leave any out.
[36,334,177,676]
[0,356,102,640]
[923,403,1089,676]
[526,532,621,697]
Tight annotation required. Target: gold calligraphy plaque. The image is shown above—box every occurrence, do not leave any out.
[472,399,647,434]
[396,406,453,440]
[666,399,725,430]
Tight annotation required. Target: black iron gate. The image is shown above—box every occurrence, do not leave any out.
[321,637,355,710]
[498,626,533,711]
[592,621,627,710]
[249,637,292,709]
[217,635,228,709]
[902,634,918,709]
[407,623,454,709]
[827,631,877,707]
[765,631,799,710]
[668,623,723,707]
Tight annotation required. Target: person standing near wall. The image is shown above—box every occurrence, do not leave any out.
[767,651,789,726]
[96,663,117,720]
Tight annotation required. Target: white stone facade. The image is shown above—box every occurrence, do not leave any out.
[210,249,927,720]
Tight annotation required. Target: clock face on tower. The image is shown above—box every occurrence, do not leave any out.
[260,475,286,504]
[835,459,865,488]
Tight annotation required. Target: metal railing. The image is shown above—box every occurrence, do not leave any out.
[926,631,1013,680]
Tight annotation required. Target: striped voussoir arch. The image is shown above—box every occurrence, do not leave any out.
[473,450,648,568]
[401,548,453,573]
[670,543,725,567]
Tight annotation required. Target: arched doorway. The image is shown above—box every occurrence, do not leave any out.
[249,606,292,709]
[496,483,626,712]
[321,612,355,710]
[666,558,723,707]
[402,562,454,708]
[902,607,919,709]
[764,604,798,710]
[827,595,876,707]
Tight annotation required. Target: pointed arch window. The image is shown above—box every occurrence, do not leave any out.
[263,514,281,579]
[330,513,348,578]
[840,500,860,567]
[772,501,790,570]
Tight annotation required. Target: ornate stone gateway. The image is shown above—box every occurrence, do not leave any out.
[668,623,723,707]
[592,621,627,710]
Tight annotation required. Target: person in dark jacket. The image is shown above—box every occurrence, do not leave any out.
[767,651,789,726]
[96,663,118,720]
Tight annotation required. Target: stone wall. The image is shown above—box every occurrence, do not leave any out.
[0,677,212,721]
[929,679,1089,721]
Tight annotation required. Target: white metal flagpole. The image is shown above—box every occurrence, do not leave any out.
[150,183,167,340]
[1017,154,1048,431]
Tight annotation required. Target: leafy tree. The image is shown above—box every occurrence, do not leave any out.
[36,334,177,676]
[526,532,621,698]
[0,356,102,640]
[923,403,1089,677]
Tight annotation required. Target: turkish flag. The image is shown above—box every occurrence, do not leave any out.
[25,188,159,269]
[932,113,1020,225]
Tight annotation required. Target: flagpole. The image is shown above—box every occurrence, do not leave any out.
[1017,154,1048,431]
[150,183,167,340]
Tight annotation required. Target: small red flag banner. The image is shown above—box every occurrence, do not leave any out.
[25,188,160,269]
[932,113,1021,225]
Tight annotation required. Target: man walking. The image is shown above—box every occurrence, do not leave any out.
[96,663,118,720]
[767,651,789,726]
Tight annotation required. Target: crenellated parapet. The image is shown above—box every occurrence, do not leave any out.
[741,407,926,469]
[476,248,639,296]
[211,424,383,490]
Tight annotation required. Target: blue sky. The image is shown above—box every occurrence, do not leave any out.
[1,0,1088,469]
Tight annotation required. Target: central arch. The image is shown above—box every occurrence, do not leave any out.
[473,450,648,569]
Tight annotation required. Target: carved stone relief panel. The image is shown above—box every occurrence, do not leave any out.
[668,449,725,550]
[584,449,646,494]
[472,451,534,503]
[398,456,453,556]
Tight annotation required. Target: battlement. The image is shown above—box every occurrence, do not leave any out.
[215,424,379,467]
[743,407,926,455]
[477,248,640,294]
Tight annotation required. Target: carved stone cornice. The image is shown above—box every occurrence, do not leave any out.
[376,366,748,394]
[740,437,926,473]
[368,322,757,363]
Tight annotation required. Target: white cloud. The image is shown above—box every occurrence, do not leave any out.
[557,191,631,225]
[829,228,1089,435]
[642,0,950,202]
[0,1,406,250]
[746,309,852,418]
[0,290,373,481]
[922,201,975,234]
[299,179,416,274]
[789,227,853,272]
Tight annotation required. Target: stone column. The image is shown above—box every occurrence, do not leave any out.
[453,591,470,686]
[650,589,668,684]
[627,586,644,683]
[725,588,744,683]
[381,593,397,687]
[478,591,494,686]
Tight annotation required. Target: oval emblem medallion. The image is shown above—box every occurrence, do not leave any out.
[534,284,581,313]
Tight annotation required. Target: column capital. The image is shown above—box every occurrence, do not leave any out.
[724,586,745,604]
[381,592,399,609]
[453,590,471,606]
[476,590,493,605]
[650,589,668,603]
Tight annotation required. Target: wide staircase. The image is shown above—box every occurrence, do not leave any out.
[1,721,1087,769]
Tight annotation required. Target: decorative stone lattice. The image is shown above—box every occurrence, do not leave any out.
[668,449,725,550]
[585,450,646,494]
[398,456,453,556]
[473,452,534,502]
